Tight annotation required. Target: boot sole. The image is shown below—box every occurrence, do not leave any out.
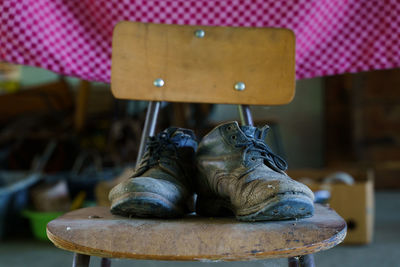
[236,192,314,221]
[110,192,184,218]
[197,192,314,222]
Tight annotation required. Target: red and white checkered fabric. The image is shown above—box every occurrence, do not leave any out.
[1,0,400,82]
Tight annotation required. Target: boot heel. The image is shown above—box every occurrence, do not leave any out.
[196,194,234,217]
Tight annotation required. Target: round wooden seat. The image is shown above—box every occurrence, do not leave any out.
[47,204,346,261]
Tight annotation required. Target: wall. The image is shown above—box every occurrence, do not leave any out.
[18,65,325,169]
[210,78,324,169]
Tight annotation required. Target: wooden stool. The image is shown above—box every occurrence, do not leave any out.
[47,21,346,266]
[47,205,345,265]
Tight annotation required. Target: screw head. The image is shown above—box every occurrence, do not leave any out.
[194,29,205,38]
[234,82,246,91]
[153,78,165,87]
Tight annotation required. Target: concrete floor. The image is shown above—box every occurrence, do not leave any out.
[0,192,399,267]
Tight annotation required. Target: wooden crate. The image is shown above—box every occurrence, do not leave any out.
[288,168,374,244]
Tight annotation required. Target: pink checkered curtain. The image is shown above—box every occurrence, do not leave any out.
[1,0,399,82]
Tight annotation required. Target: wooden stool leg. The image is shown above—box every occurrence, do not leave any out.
[136,101,161,165]
[288,256,300,267]
[270,122,286,158]
[238,104,254,126]
[101,258,111,267]
[72,253,90,267]
[288,255,316,267]
[300,254,315,267]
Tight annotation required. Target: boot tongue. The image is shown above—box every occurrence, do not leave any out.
[162,127,179,138]
[240,125,270,140]
[239,125,257,139]
[239,124,287,172]
[168,128,198,150]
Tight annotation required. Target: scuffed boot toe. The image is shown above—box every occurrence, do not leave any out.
[109,177,186,218]
[236,175,315,221]
[237,191,314,221]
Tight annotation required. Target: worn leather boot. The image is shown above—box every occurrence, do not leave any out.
[195,121,314,221]
[109,127,197,218]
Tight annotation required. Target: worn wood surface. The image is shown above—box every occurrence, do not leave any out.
[111,21,295,105]
[47,204,346,261]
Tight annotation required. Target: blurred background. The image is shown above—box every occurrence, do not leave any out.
[0,62,399,266]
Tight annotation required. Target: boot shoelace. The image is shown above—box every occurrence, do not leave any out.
[235,128,288,171]
[139,132,179,170]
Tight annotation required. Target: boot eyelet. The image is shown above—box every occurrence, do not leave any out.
[251,157,256,161]
[231,135,236,140]
[227,126,232,130]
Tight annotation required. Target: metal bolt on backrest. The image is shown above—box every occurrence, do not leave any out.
[194,29,205,38]
[153,78,165,87]
[235,82,246,91]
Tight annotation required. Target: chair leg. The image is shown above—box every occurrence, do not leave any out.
[72,253,90,267]
[300,254,315,267]
[238,104,254,126]
[288,255,316,267]
[270,122,286,158]
[288,256,300,267]
[101,258,111,267]
[136,101,161,165]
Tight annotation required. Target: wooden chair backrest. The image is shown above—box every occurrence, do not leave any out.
[111,21,295,105]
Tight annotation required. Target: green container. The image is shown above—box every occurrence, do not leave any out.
[22,210,63,241]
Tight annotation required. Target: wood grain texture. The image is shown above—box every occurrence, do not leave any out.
[47,204,346,261]
[111,21,295,105]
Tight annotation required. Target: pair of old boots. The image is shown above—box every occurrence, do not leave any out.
[109,121,314,221]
